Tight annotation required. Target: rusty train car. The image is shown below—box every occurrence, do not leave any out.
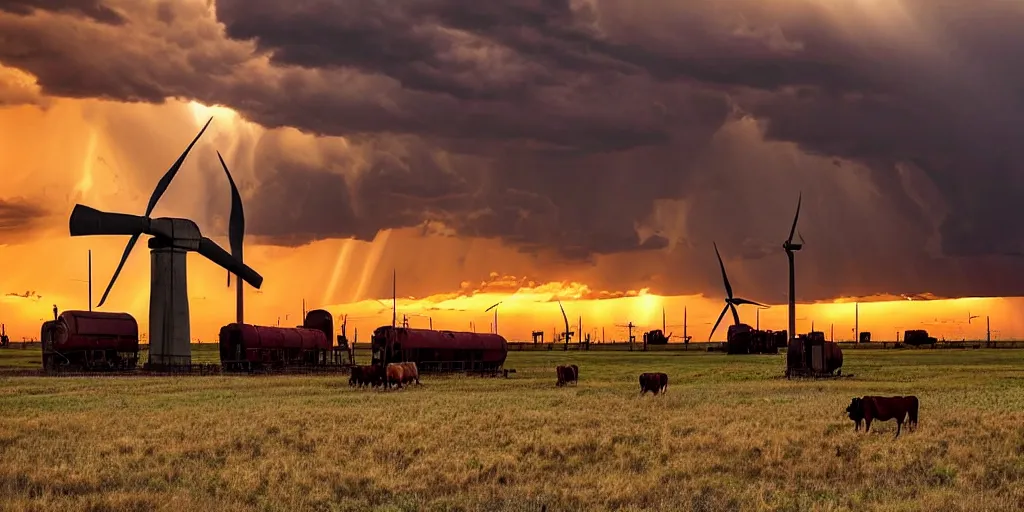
[219,309,350,372]
[370,326,508,373]
[724,324,786,355]
[40,310,140,371]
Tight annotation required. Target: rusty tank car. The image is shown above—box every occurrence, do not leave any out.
[40,310,140,371]
[219,309,349,372]
[370,326,508,373]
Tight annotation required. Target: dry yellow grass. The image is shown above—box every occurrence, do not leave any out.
[1,348,1023,511]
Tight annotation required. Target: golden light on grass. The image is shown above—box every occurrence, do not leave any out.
[1,347,1023,510]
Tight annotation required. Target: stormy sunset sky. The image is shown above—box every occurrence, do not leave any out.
[1,0,1023,341]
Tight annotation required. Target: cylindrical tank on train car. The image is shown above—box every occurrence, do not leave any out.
[370,326,509,366]
[219,323,331,352]
[45,311,139,352]
[302,309,334,345]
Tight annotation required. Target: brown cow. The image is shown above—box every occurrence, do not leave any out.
[385,363,405,389]
[555,365,575,387]
[639,372,668,395]
[399,362,420,386]
[350,364,383,388]
[846,396,919,438]
[568,364,579,386]
[349,366,363,387]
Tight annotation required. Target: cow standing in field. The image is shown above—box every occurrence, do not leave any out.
[350,364,383,388]
[568,364,579,385]
[385,363,407,389]
[846,396,920,438]
[399,362,420,386]
[639,372,668,395]
[555,365,576,387]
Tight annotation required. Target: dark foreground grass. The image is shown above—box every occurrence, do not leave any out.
[1,348,1023,511]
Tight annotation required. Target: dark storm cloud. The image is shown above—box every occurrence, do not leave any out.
[0,198,49,237]
[3,0,1024,301]
[0,0,124,24]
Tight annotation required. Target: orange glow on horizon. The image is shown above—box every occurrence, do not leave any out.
[3,98,1024,345]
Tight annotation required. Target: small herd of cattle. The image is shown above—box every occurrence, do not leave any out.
[348,362,921,438]
[349,362,419,389]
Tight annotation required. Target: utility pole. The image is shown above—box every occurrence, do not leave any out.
[684,307,688,345]
[987,316,991,343]
[88,250,92,311]
[855,302,859,342]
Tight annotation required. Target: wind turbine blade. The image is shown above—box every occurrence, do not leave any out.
[710,305,729,341]
[144,117,213,217]
[95,233,141,308]
[69,205,150,236]
[714,242,734,299]
[197,237,263,288]
[558,300,569,337]
[485,302,501,312]
[787,192,801,243]
[729,303,740,325]
[218,151,245,287]
[731,298,769,308]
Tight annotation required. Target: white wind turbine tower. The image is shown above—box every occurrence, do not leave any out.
[69,120,263,368]
[782,193,804,342]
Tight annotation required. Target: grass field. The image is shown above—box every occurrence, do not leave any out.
[1,347,1023,511]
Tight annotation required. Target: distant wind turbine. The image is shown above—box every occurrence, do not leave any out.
[709,243,768,341]
[782,192,803,342]
[485,301,503,334]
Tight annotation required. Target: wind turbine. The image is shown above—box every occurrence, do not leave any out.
[968,311,980,324]
[709,243,768,341]
[558,300,571,350]
[485,301,503,334]
[69,120,263,368]
[782,192,803,343]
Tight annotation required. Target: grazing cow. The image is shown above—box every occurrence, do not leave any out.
[350,364,383,388]
[349,366,363,387]
[555,365,573,387]
[366,364,385,388]
[846,395,920,438]
[639,372,668,395]
[385,363,406,389]
[399,362,420,386]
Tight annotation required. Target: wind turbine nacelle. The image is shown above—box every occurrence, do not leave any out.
[148,217,202,249]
